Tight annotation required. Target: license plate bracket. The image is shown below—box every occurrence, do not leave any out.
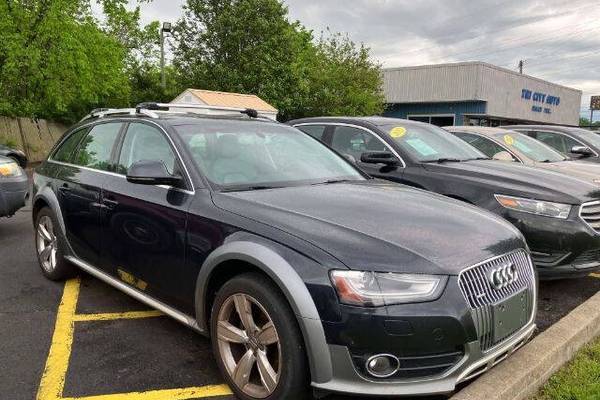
[492,289,528,343]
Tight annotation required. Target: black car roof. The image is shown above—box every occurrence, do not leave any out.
[288,116,428,128]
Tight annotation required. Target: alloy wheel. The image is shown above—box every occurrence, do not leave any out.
[37,216,58,272]
[216,293,281,398]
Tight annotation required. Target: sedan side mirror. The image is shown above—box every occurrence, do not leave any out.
[570,146,594,157]
[360,151,400,166]
[492,151,515,162]
[126,160,182,186]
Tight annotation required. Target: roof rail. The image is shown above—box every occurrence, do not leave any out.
[79,108,159,123]
[136,102,262,119]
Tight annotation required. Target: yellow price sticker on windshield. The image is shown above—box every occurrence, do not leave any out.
[504,135,514,145]
[390,127,407,138]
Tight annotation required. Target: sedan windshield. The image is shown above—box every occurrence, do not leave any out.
[381,123,486,162]
[492,131,566,162]
[174,120,364,190]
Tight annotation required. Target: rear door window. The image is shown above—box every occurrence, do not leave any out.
[72,123,122,171]
[453,132,510,158]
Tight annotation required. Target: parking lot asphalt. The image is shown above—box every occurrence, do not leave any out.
[2,202,599,400]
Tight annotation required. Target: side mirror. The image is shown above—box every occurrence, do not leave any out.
[492,151,515,162]
[360,151,400,166]
[126,160,182,186]
[570,146,593,157]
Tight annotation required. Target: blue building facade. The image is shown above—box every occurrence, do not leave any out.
[383,101,487,126]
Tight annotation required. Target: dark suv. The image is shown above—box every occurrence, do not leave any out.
[290,117,600,278]
[33,104,536,399]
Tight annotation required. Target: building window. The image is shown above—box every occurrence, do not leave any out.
[407,115,455,127]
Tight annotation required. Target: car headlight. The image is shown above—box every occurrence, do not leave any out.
[495,194,571,219]
[330,270,447,307]
[0,161,22,177]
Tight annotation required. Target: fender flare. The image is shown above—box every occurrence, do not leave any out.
[33,186,67,235]
[195,240,333,384]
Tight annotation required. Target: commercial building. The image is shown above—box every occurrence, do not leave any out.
[171,89,278,120]
[382,62,582,127]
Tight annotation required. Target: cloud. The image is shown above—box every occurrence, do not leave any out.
[135,0,600,120]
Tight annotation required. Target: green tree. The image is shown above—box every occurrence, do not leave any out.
[299,31,385,118]
[174,0,314,120]
[173,0,384,120]
[0,0,131,122]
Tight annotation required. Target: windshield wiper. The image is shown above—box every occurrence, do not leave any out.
[467,157,491,161]
[423,158,463,163]
[311,179,355,185]
[221,185,283,192]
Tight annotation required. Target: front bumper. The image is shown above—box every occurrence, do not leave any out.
[498,208,600,278]
[0,173,29,217]
[313,322,535,396]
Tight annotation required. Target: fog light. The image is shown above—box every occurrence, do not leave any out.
[365,354,400,378]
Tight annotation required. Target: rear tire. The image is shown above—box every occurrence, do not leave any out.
[35,207,75,281]
[210,273,309,400]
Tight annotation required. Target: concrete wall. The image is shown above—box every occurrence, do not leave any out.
[0,117,67,163]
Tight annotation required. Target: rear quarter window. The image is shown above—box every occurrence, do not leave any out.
[52,128,88,163]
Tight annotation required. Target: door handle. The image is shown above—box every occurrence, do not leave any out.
[58,184,71,194]
[102,198,119,209]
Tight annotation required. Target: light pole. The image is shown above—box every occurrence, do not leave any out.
[160,22,172,89]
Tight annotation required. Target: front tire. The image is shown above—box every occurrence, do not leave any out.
[35,207,74,281]
[210,273,309,400]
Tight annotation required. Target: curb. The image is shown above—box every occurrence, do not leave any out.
[450,289,600,400]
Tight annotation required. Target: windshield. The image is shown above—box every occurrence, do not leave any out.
[569,128,600,150]
[493,131,566,162]
[380,123,486,162]
[174,120,364,190]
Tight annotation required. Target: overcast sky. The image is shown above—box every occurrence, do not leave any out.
[132,0,600,120]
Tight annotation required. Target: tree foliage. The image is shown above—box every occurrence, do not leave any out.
[0,0,384,123]
[0,0,130,122]
[173,0,384,120]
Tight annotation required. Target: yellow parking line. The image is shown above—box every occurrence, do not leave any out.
[37,278,232,400]
[37,278,81,400]
[73,310,164,322]
[63,385,232,400]
[590,272,600,279]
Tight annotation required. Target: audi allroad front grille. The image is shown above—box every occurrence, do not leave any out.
[458,250,535,352]
[580,201,600,234]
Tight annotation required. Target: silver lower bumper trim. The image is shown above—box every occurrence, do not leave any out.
[312,323,536,396]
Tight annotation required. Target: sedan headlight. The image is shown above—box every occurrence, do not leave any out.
[330,270,447,307]
[495,194,571,219]
[0,161,22,177]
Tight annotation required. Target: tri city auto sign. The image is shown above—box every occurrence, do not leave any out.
[521,89,560,114]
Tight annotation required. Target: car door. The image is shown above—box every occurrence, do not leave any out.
[54,122,123,267]
[328,125,407,183]
[100,121,195,311]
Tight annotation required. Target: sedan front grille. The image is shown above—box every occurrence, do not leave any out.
[580,201,600,234]
[458,250,536,352]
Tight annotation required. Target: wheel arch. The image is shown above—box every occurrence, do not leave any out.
[32,187,67,237]
[195,240,333,384]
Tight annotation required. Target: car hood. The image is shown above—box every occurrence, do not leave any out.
[423,160,600,204]
[212,181,525,275]
[534,161,600,186]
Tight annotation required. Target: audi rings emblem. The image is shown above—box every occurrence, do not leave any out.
[488,262,518,290]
